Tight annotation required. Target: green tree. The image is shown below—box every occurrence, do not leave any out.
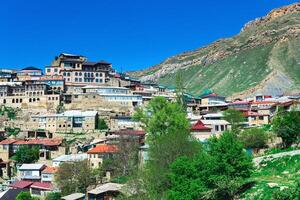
[175,71,185,106]
[238,128,269,149]
[167,131,253,200]
[45,192,61,200]
[206,131,253,199]
[223,109,245,132]
[12,146,39,164]
[6,127,20,138]
[272,181,300,200]
[272,109,300,148]
[134,97,201,199]
[16,191,39,200]
[97,118,109,130]
[110,135,140,177]
[55,159,95,196]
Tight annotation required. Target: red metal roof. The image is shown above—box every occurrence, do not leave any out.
[113,129,145,136]
[42,166,58,174]
[251,101,276,105]
[30,182,53,190]
[10,180,33,189]
[244,111,269,117]
[0,139,17,145]
[229,101,250,105]
[202,93,219,98]
[191,120,211,131]
[13,138,63,146]
[87,144,118,154]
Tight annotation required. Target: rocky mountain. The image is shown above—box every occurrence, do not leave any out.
[128,3,300,98]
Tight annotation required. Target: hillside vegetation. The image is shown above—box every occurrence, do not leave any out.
[241,154,300,199]
[129,3,300,98]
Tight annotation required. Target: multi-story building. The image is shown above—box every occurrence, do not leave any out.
[17,67,43,81]
[0,69,17,82]
[45,53,115,93]
[63,86,142,114]
[0,81,60,109]
[30,110,98,133]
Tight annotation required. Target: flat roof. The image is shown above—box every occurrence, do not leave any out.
[52,153,88,162]
[19,164,45,170]
[88,183,123,195]
[62,193,85,200]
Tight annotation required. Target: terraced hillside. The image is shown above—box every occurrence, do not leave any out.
[128,3,300,98]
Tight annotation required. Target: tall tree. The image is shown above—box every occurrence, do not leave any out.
[12,146,39,164]
[223,109,245,132]
[238,128,269,149]
[175,71,185,106]
[272,109,300,148]
[55,160,96,196]
[134,97,201,199]
[167,131,253,200]
[110,135,140,177]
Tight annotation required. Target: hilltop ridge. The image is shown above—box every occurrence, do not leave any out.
[128,3,300,98]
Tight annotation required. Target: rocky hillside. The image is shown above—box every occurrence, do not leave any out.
[128,3,300,98]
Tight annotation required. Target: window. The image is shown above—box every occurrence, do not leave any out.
[67,72,71,76]
[63,72,66,76]
[220,125,224,131]
[75,72,78,76]
[259,116,264,120]
[75,78,78,82]
[215,125,219,131]
[47,68,51,73]
[54,68,58,72]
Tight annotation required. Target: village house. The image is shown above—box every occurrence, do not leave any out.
[0,81,61,110]
[30,181,54,198]
[190,120,212,141]
[87,183,124,200]
[109,115,141,131]
[41,166,58,183]
[0,69,17,82]
[46,53,115,93]
[17,67,43,81]
[87,144,118,168]
[52,153,88,167]
[62,193,85,200]
[18,163,46,181]
[63,86,142,114]
[30,110,98,134]
[0,138,66,163]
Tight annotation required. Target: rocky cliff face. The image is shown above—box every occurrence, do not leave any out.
[128,3,300,98]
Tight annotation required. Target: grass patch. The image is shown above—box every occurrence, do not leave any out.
[241,155,300,199]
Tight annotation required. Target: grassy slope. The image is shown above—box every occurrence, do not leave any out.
[158,44,274,96]
[241,155,300,200]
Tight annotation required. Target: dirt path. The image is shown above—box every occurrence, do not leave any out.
[253,149,300,165]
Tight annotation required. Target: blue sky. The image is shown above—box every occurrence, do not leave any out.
[0,0,298,72]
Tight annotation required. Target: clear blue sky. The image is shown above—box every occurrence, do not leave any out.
[0,0,298,72]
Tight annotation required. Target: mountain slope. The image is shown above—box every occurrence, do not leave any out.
[128,3,300,98]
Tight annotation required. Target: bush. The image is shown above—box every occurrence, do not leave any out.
[239,128,269,149]
[46,192,61,200]
[272,109,300,148]
[97,118,109,130]
[12,146,39,164]
[16,192,39,200]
